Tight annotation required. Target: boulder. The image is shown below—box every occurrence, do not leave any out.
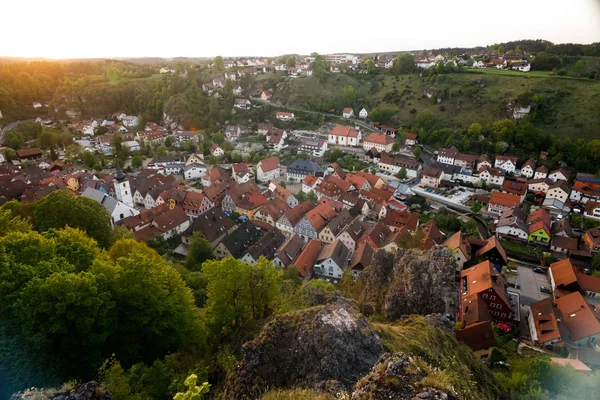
[223,296,382,399]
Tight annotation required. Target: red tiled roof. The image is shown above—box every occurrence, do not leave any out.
[475,236,508,265]
[528,220,550,235]
[302,174,320,187]
[530,298,561,344]
[258,157,280,173]
[342,107,353,113]
[405,132,417,140]
[555,291,600,341]
[489,191,520,208]
[276,112,294,117]
[445,231,471,261]
[329,124,359,138]
[460,261,509,307]
[293,240,321,278]
[364,132,393,146]
[455,321,496,352]
[384,209,418,231]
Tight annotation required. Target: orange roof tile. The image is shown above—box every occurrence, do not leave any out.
[555,292,600,341]
[489,191,520,208]
[293,240,322,278]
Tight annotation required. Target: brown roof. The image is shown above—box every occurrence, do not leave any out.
[323,209,354,237]
[460,261,509,307]
[325,175,352,192]
[496,155,518,163]
[421,220,445,249]
[293,240,321,278]
[577,271,600,294]
[555,291,600,341]
[384,209,418,231]
[305,200,341,231]
[423,166,443,179]
[364,132,393,146]
[379,152,421,169]
[329,124,359,138]
[361,223,392,248]
[502,180,527,196]
[527,208,551,226]
[16,148,42,158]
[275,234,305,266]
[181,191,207,212]
[342,107,353,113]
[455,321,496,352]
[183,207,235,243]
[489,191,520,208]
[351,241,374,271]
[246,228,286,261]
[474,236,508,265]
[460,294,490,326]
[269,182,293,202]
[530,298,561,344]
[281,200,315,226]
[227,181,268,210]
[302,174,320,188]
[445,231,471,261]
[257,198,290,221]
[316,239,350,268]
[355,171,383,188]
[550,259,578,288]
[345,173,368,190]
[552,236,578,251]
[276,112,294,117]
[405,132,417,140]
[585,200,600,214]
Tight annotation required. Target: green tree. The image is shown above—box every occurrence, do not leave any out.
[208,155,218,165]
[82,150,97,169]
[342,85,356,106]
[471,201,483,213]
[296,190,307,202]
[212,132,225,145]
[498,46,505,54]
[366,59,375,72]
[468,123,483,139]
[156,145,168,157]
[392,142,400,152]
[307,191,317,201]
[4,130,25,149]
[110,134,123,152]
[0,208,32,236]
[213,56,224,71]
[186,232,214,272]
[416,110,434,131]
[39,128,56,148]
[396,168,407,179]
[393,54,415,75]
[173,374,210,400]
[279,180,286,188]
[34,190,113,248]
[131,155,143,168]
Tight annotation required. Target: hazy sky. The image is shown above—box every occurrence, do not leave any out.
[4,0,600,59]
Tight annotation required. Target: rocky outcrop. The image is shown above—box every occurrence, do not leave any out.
[352,353,454,400]
[223,296,383,400]
[11,382,111,400]
[358,247,455,320]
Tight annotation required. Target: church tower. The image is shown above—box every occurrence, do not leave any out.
[113,161,133,207]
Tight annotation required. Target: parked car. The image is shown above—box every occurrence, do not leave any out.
[533,267,546,274]
[540,286,552,294]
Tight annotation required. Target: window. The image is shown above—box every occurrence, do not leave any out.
[494,312,500,316]
[125,191,128,195]
[490,295,496,300]
[490,302,496,308]
[501,313,506,318]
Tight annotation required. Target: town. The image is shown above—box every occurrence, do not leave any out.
[2,39,600,400]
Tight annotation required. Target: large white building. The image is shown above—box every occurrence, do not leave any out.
[325,54,359,65]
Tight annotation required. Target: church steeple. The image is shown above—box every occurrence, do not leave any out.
[113,160,133,207]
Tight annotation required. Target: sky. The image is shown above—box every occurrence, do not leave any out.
[3,0,600,59]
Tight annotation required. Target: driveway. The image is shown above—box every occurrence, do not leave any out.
[511,264,552,306]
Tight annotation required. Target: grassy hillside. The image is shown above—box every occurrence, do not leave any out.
[372,316,501,400]
[271,70,600,140]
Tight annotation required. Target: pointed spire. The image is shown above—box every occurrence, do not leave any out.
[115,160,126,182]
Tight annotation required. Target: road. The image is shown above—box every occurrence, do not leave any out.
[509,264,552,306]
[251,98,378,133]
[0,121,20,146]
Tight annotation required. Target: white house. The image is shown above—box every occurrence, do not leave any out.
[299,137,328,157]
[302,174,322,193]
[437,146,459,165]
[548,170,569,182]
[546,181,571,203]
[210,144,225,157]
[160,67,175,74]
[495,155,518,174]
[276,112,295,121]
[358,107,368,119]
[312,240,350,283]
[256,157,281,183]
[234,99,252,110]
[328,125,361,147]
[121,116,139,127]
[184,163,208,180]
[122,140,141,153]
[362,132,394,153]
[584,201,600,220]
[534,166,548,179]
[342,107,354,118]
[82,187,140,226]
[520,159,536,179]
[422,167,443,188]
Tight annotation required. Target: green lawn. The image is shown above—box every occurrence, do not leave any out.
[499,239,539,260]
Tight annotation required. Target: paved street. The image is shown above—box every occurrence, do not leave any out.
[513,264,552,306]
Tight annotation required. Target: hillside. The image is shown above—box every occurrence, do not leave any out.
[271,71,600,140]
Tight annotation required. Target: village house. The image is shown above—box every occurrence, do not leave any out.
[487,191,521,215]
[312,239,351,283]
[214,221,264,259]
[241,228,286,264]
[528,178,552,194]
[570,180,600,204]
[437,146,459,165]
[494,155,518,174]
[534,166,548,179]
[583,227,600,253]
[256,157,281,183]
[519,159,536,178]
[355,171,386,189]
[546,181,571,203]
[501,180,527,204]
[181,191,214,218]
[287,158,320,181]
[421,166,443,188]
[302,174,322,193]
[445,231,472,268]
[584,200,600,220]
[233,98,252,110]
[292,240,322,279]
[358,107,369,119]
[477,155,492,171]
[82,187,140,226]
[337,218,368,253]
[362,132,394,153]
[122,204,190,242]
[405,132,418,146]
[201,166,230,188]
[276,200,315,237]
[299,137,328,157]
[351,241,374,280]
[295,199,342,240]
[328,125,361,147]
[378,152,422,178]
[276,112,295,121]
[182,207,236,249]
[318,209,355,244]
[527,298,561,348]
[548,169,569,182]
[221,181,268,219]
[494,207,528,242]
[268,181,298,208]
[273,234,304,268]
[345,173,371,192]
[232,163,251,184]
[210,144,225,157]
[342,107,354,118]
[359,223,392,251]
[253,198,290,227]
[550,236,578,254]
[184,163,207,180]
[261,90,272,101]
